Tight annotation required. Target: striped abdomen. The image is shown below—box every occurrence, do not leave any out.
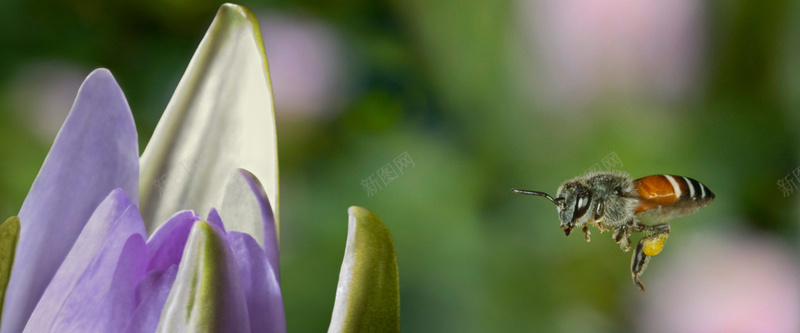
[633,175,715,215]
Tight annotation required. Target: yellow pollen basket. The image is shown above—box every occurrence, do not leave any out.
[642,234,669,256]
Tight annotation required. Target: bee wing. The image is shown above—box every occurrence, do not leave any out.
[631,175,715,221]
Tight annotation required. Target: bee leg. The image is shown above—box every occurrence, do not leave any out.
[642,223,671,235]
[631,242,650,291]
[582,225,591,242]
[622,232,632,252]
[612,225,632,252]
[596,221,606,232]
[612,225,625,245]
[630,226,671,292]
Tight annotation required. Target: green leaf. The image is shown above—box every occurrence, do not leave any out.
[139,4,279,236]
[156,221,249,332]
[328,207,399,333]
[0,216,20,325]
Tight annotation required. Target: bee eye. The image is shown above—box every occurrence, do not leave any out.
[614,186,623,195]
[573,193,591,221]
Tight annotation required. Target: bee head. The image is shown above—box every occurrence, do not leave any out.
[555,182,592,237]
[512,186,575,236]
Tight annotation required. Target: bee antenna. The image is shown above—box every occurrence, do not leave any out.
[511,188,561,206]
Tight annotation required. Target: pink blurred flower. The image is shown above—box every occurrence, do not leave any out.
[516,0,704,109]
[8,62,86,142]
[635,227,800,333]
[257,13,351,118]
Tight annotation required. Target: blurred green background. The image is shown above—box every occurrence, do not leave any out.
[1,0,799,332]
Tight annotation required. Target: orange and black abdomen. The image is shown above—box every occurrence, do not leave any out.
[633,175,715,214]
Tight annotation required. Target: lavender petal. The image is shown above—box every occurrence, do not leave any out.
[122,265,179,333]
[23,189,146,332]
[89,235,148,332]
[2,69,138,333]
[228,231,285,332]
[145,211,200,273]
[206,208,226,233]
[47,235,147,332]
[220,169,279,280]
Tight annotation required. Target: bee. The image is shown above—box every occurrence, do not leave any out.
[512,171,715,291]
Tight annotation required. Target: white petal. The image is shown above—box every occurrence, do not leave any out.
[139,4,278,235]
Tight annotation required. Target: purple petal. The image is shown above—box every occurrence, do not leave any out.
[48,235,147,332]
[220,169,279,281]
[90,235,148,332]
[23,189,146,332]
[145,211,200,273]
[156,221,250,332]
[206,208,226,233]
[3,69,139,333]
[123,211,204,333]
[123,265,178,333]
[228,231,285,333]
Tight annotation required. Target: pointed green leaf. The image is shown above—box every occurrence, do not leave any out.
[156,221,249,333]
[139,4,279,236]
[328,207,399,333]
[0,216,20,326]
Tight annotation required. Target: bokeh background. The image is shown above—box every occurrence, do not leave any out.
[1,0,799,332]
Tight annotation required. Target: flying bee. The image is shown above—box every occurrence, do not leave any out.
[511,171,715,291]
